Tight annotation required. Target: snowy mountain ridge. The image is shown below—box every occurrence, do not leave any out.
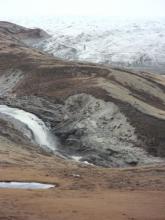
[8,16,165,74]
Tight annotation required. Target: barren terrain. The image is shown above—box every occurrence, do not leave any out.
[0,21,164,220]
[0,135,165,220]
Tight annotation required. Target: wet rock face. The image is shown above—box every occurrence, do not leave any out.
[0,113,34,146]
[4,94,163,167]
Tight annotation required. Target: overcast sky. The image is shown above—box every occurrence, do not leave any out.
[0,0,165,18]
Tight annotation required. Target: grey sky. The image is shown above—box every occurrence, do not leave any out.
[0,0,165,17]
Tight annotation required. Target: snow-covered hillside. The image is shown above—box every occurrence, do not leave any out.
[7,16,165,74]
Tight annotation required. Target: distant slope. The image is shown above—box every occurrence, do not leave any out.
[11,16,165,74]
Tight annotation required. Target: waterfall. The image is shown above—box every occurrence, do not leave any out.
[0,105,56,151]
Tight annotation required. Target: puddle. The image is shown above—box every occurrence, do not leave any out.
[0,182,55,189]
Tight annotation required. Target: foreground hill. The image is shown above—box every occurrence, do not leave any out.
[0,21,164,220]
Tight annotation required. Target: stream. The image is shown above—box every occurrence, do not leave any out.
[0,105,57,151]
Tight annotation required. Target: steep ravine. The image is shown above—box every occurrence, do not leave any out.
[0,95,163,168]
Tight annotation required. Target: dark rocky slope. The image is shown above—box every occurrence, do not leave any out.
[0,21,165,167]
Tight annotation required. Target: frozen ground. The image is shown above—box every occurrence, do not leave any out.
[5,16,165,74]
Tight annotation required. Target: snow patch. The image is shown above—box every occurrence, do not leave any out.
[0,182,55,189]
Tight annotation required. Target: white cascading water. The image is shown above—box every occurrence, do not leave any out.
[0,105,56,151]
